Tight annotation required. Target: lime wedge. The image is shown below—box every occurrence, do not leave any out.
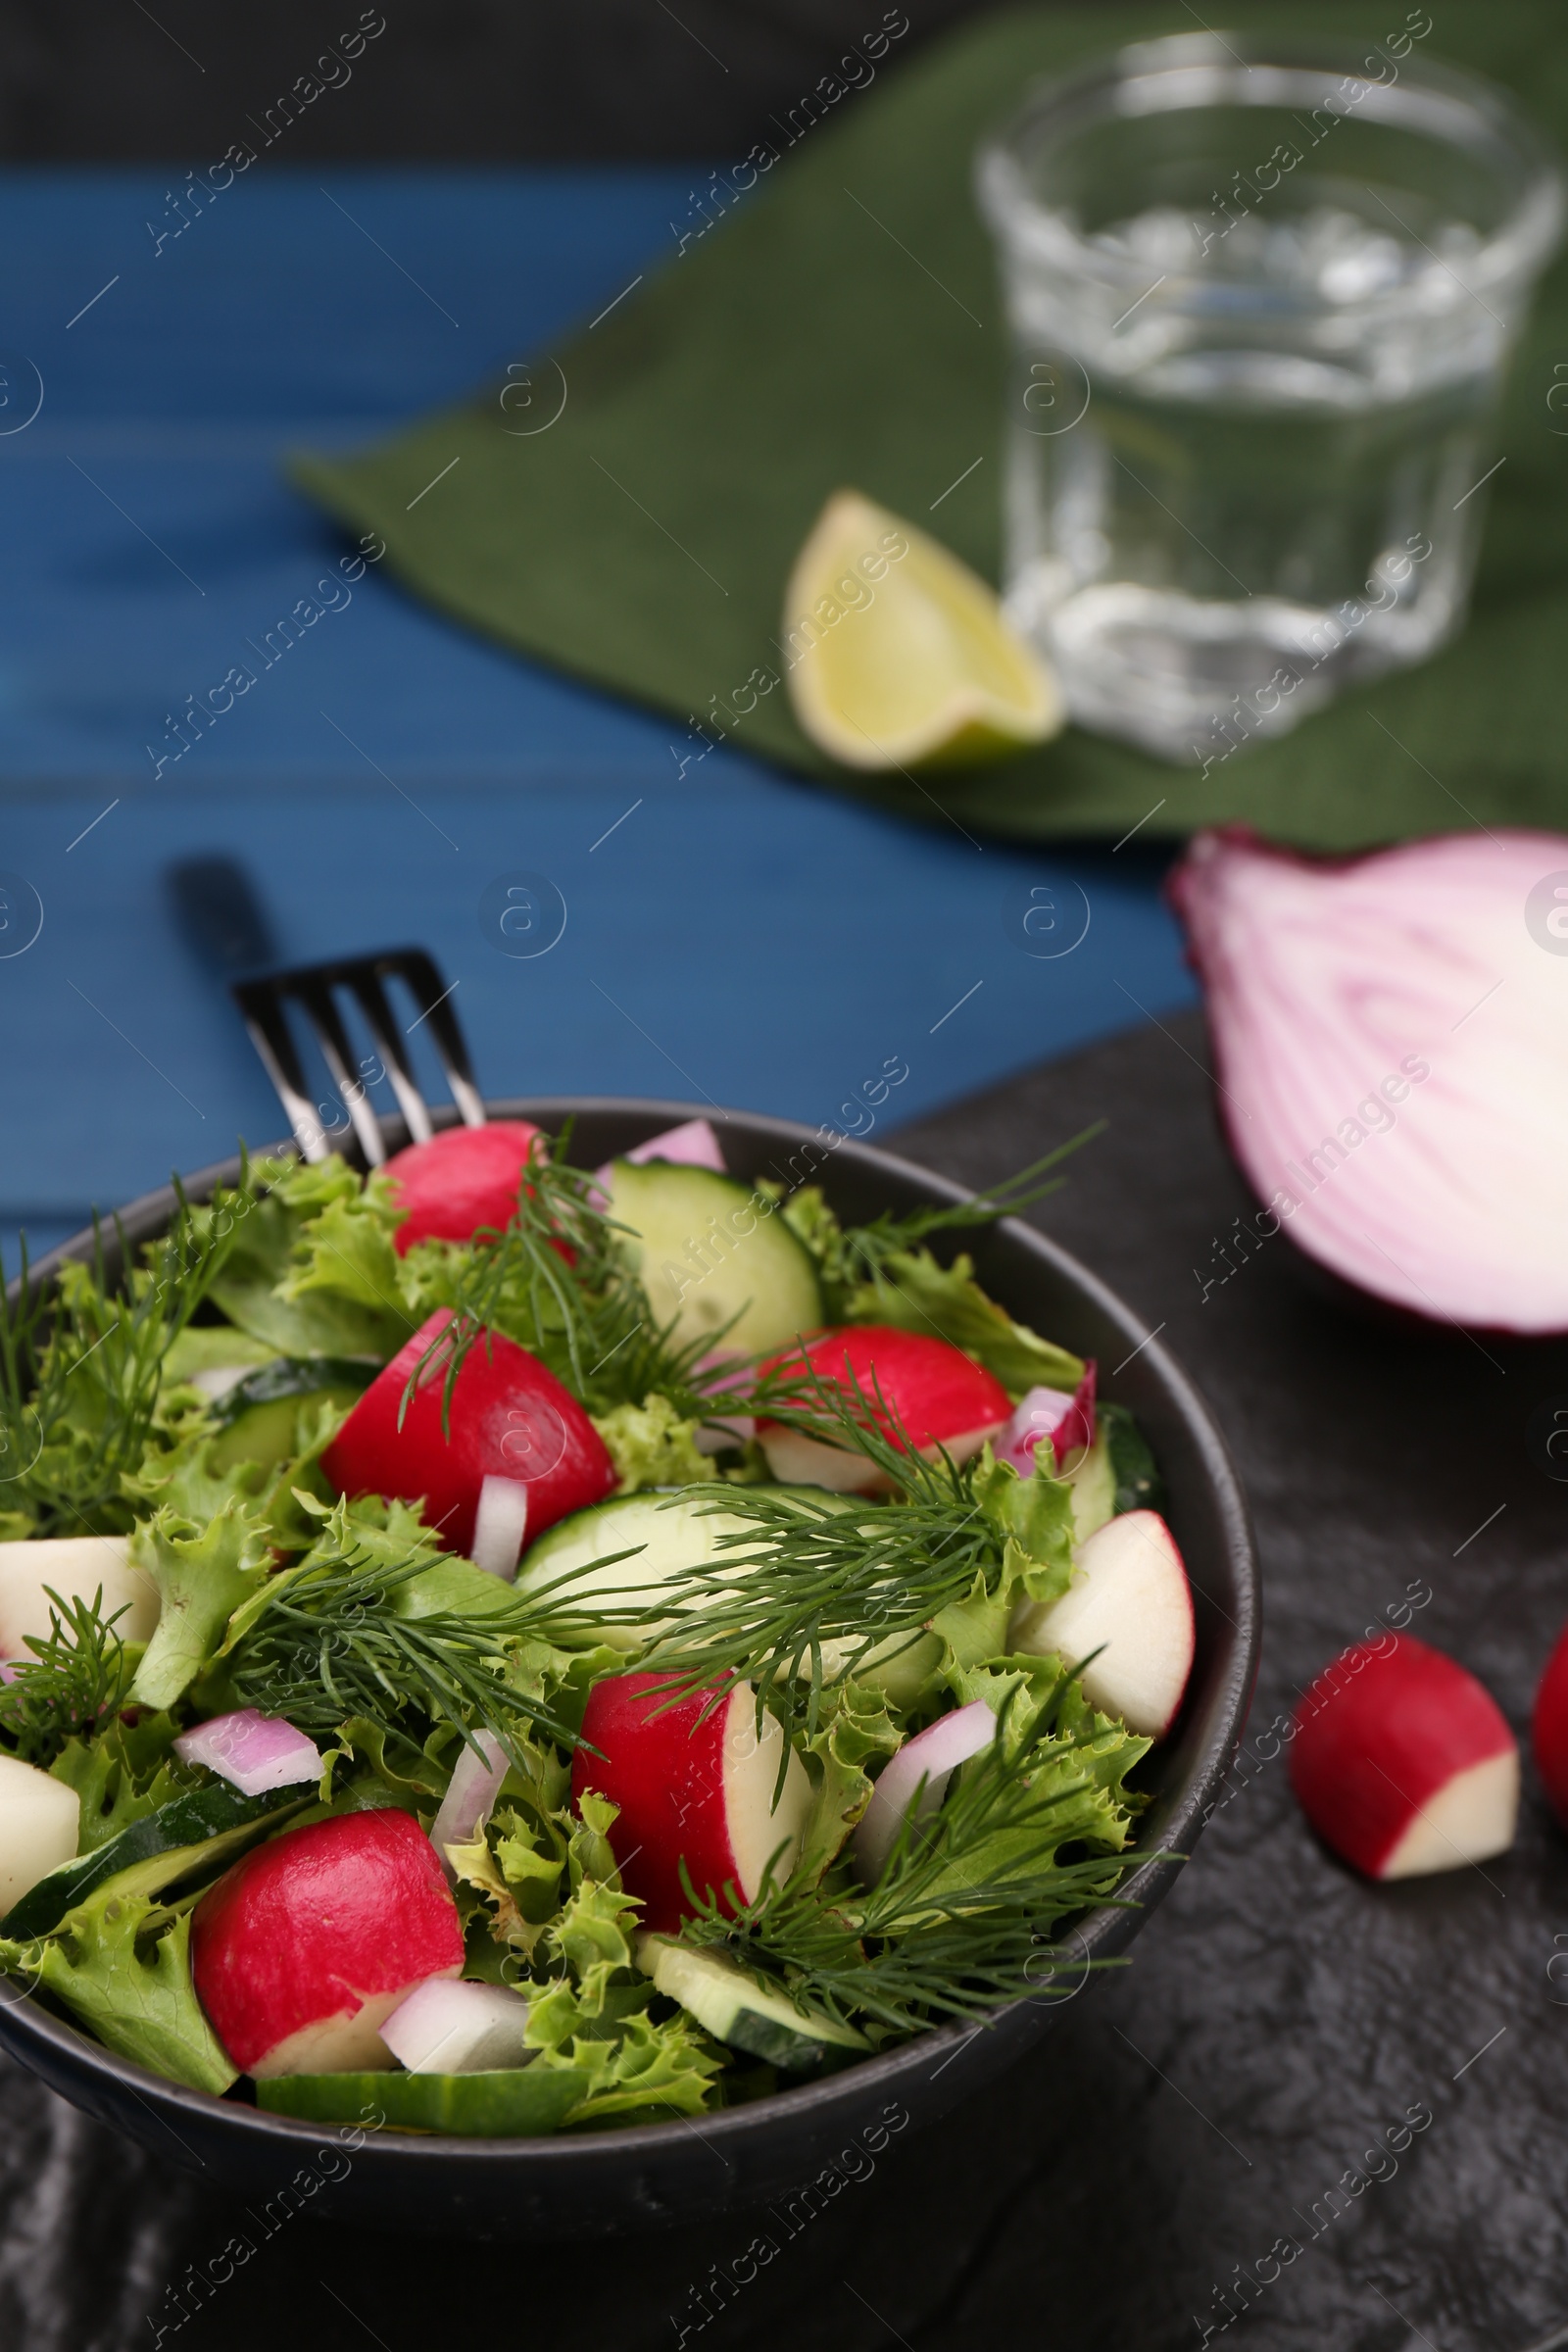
[780,490,1063,771]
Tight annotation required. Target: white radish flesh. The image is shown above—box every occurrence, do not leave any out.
[0,1536,159,1659]
[852,1700,998,1885]
[0,1754,79,1916]
[1011,1510,1195,1739]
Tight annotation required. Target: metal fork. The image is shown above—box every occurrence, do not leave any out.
[233,948,484,1165]
[164,857,484,1164]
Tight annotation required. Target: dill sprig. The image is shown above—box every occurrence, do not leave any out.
[224,1520,573,1758]
[677,1687,1143,2032]
[0,1167,252,1536]
[0,1590,132,1768]
[406,1123,736,1430]
[824,1126,1106,1286]
[595,1366,1012,1748]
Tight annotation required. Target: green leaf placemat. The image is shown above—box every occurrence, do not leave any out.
[291,0,1568,850]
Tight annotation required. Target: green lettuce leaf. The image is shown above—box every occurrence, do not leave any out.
[205,1159,412,1361]
[591,1394,711,1494]
[6,1885,236,2092]
[795,1677,903,1883]
[128,1494,272,1709]
[49,1711,193,1853]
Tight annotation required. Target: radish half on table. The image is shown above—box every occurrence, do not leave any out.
[1531,1622,1568,1831]
[1289,1633,1518,1880]
[1010,1509,1195,1739]
[757,1326,1012,1494]
[382,1120,544,1254]
[573,1673,810,1933]
[190,1809,466,2077]
[321,1308,615,1569]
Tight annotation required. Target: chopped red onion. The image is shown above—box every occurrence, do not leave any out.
[378,1976,532,2074]
[429,1730,510,1867]
[172,1709,321,1796]
[592,1118,727,1205]
[468,1476,529,1579]
[852,1700,998,1885]
[994,1363,1097,1476]
[1169,826,1568,1332]
[623,1119,726,1172]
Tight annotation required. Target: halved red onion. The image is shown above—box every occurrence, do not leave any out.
[852,1700,998,1885]
[378,1976,532,2073]
[1168,826,1568,1334]
[468,1475,530,1579]
[428,1729,510,1866]
[995,1364,1097,1476]
[173,1709,321,1796]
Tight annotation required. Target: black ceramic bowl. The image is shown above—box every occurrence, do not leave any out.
[0,1100,1258,2240]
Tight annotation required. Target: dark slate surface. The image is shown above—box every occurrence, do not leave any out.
[7,1011,1568,2352]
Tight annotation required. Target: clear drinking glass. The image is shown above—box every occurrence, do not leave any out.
[977,31,1563,763]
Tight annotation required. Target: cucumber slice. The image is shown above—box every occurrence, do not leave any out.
[1,1783,308,1939]
[208,1357,374,1471]
[258,2065,592,2136]
[603,1161,822,1355]
[1063,1427,1116,1542]
[164,1328,277,1386]
[637,1933,866,2074]
[517,1486,857,1648]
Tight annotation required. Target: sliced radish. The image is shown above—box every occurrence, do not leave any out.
[0,1752,80,1917]
[468,1476,530,1579]
[190,1809,465,2078]
[852,1699,997,1885]
[428,1730,510,1868]
[0,1535,159,1661]
[1011,1509,1195,1739]
[1290,1633,1518,1880]
[321,1309,615,1558]
[172,1710,321,1797]
[573,1674,810,1934]
[1532,1623,1568,1830]
[994,1364,1096,1477]
[756,1327,1011,1494]
[378,1976,532,2074]
[383,1120,545,1256]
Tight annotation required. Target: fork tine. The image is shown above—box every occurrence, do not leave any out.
[391,950,485,1128]
[291,976,388,1166]
[231,978,331,1163]
[348,966,433,1146]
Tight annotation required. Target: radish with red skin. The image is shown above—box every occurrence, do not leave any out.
[757,1326,1011,1494]
[382,1120,545,1255]
[321,1309,615,1559]
[1289,1633,1518,1880]
[573,1674,810,1934]
[1167,825,1568,1334]
[1533,1624,1568,1831]
[1010,1510,1195,1739]
[190,1810,465,2078]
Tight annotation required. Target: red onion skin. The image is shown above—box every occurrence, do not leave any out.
[1167,824,1568,1339]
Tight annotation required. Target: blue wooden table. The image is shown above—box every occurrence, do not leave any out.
[0,168,1194,1270]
